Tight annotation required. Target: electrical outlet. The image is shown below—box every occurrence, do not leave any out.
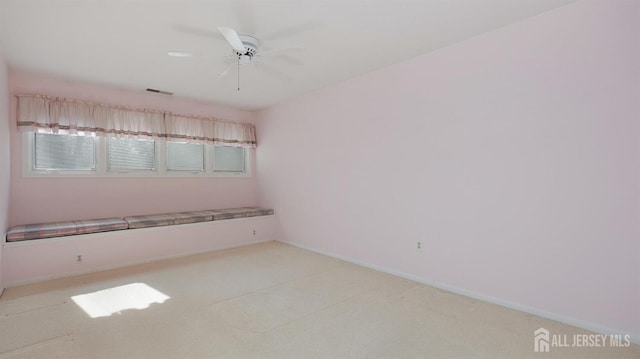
[416,241,423,252]
[252,230,256,235]
[76,254,83,263]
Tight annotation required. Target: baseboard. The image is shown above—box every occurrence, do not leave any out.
[279,240,640,345]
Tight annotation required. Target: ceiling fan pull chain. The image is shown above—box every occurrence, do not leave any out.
[237,56,241,92]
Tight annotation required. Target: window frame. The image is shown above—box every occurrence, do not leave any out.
[27,132,99,175]
[22,132,252,178]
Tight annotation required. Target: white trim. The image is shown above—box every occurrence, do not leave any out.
[279,240,640,345]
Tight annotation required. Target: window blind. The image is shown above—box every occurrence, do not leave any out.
[213,146,245,172]
[108,137,155,171]
[34,133,96,171]
[167,142,204,171]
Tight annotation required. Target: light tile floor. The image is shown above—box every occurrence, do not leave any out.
[0,241,637,358]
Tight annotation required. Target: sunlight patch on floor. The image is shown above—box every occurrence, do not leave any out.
[71,283,170,318]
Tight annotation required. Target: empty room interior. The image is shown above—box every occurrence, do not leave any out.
[0,0,638,357]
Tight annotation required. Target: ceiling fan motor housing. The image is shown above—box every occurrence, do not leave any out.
[236,35,259,57]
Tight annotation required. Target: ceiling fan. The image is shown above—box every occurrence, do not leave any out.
[219,27,259,64]
[169,25,304,91]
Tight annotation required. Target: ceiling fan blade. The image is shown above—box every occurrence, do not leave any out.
[261,21,321,42]
[232,1,256,35]
[218,27,246,54]
[167,51,194,58]
[276,54,304,66]
[168,51,220,61]
[256,63,292,82]
[260,46,305,57]
[172,24,224,40]
[218,67,231,79]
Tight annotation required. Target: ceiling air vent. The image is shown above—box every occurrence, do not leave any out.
[146,88,173,95]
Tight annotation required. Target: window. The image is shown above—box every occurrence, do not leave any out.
[167,142,204,172]
[108,138,156,172]
[34,133,96,171]
[213,146,245,173]
[24,132,250,177]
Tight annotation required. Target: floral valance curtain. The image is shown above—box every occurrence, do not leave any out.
[16,95,257,148]
[164,114,256,146]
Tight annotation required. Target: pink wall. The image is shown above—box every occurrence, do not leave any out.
[0,56,10,291]
[257,0,639,340]
[8,70,259,225]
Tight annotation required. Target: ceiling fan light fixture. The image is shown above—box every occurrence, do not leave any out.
[239,55,253,65]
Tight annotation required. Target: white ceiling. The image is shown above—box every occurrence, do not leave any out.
[0,0,573,111]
